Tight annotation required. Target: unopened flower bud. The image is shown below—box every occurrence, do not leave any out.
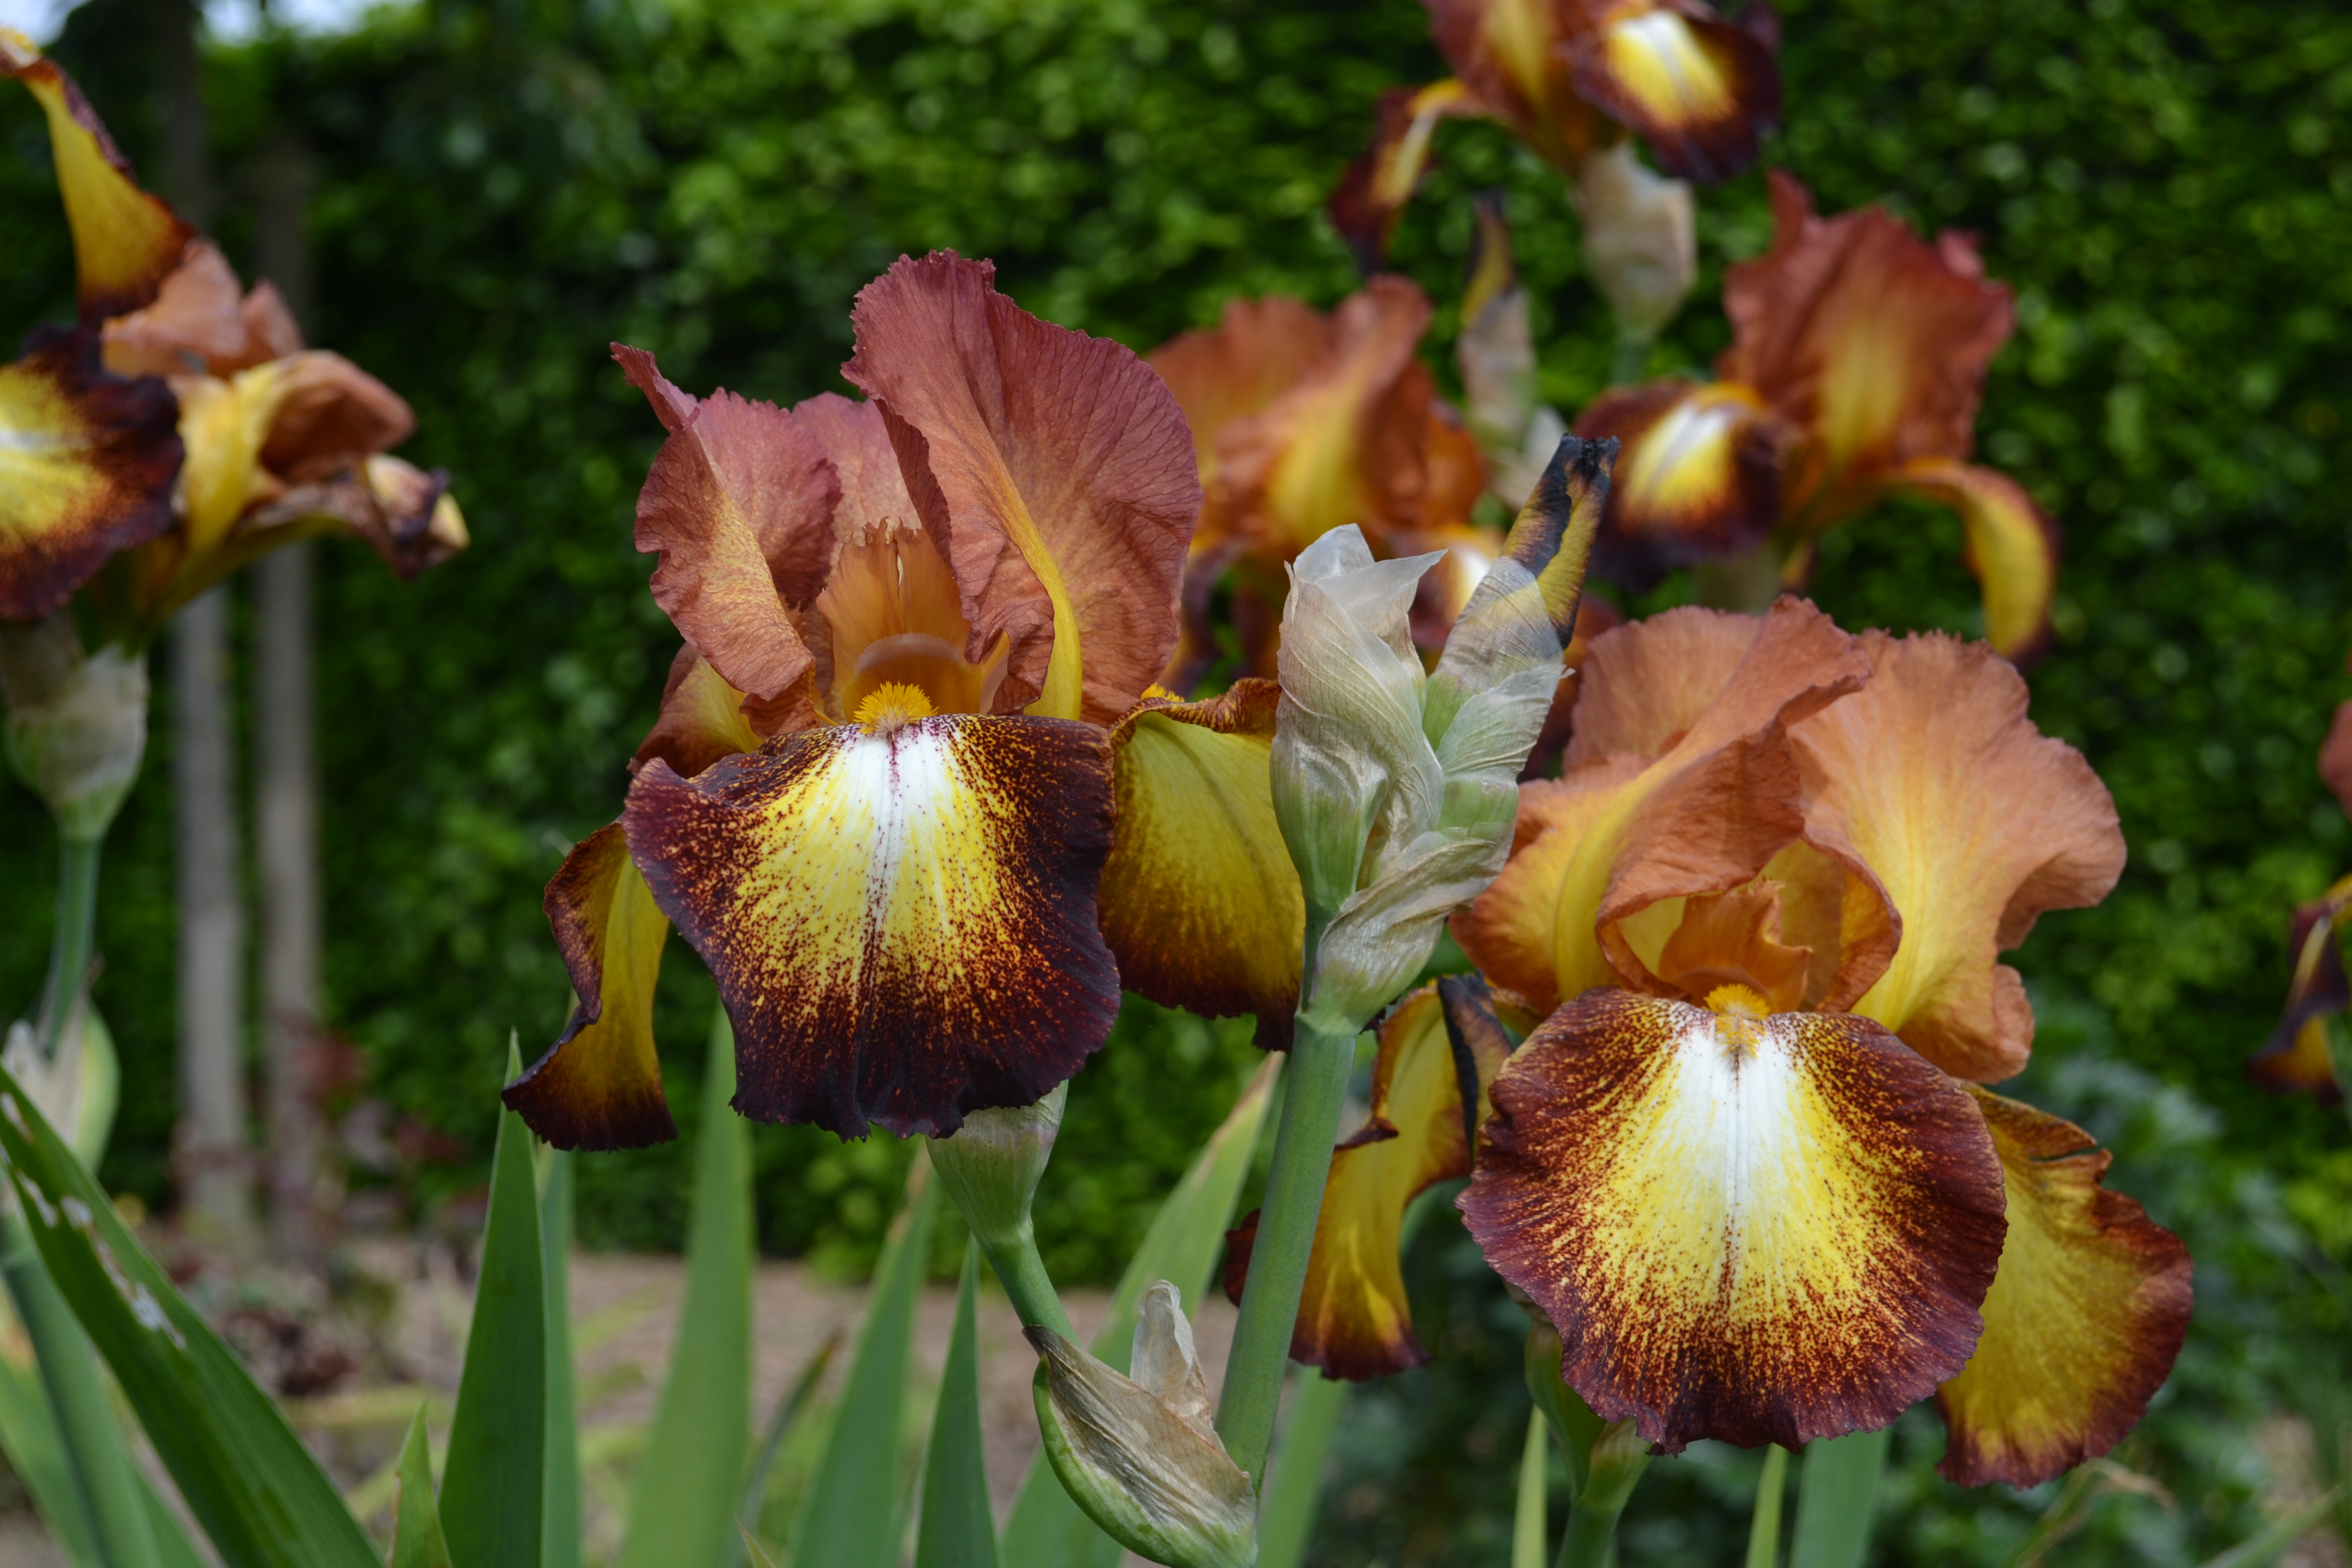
[2,1011,118,1172]
[1577,142,1697,342]
[0,613,148,844]
[929,1082,1065,1252]
[1030,1282,1256,1568]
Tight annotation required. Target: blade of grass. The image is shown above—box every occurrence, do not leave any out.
[620,1014,753,1568]
[997,1056,1278,1567]
[389,1406,454,1568]
[441,1042,546,1568]
[1511,1404,1547,1568]
[0,1059,377,1568]
[792,1157,938,1568]
[538,1146,580,1568]
[1261,1371,1349,1568]
[0,1345,100,1565]
[1788,1427,1889,1568]
[915,1241,997,1568]
[1746,1446,1790,1568]
[726,1333,841,1568]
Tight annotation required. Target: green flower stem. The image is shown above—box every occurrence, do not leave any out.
[976,1220,1076,1340]
[35,836,100,1056]
[1609,330,1652,388]
[1691,545,1785,615]
[1745,1445,1791,1568]
[1215,1011,1358,1486]
[3,1217,160,1568]
[1555,1419,1648,1568]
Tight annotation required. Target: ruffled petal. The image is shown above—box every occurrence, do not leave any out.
[2248,873,2352,1102]
[1722,172,2015,524]
[1935,1088,2192,1487]
[1463,988,2007,1451]
[1227,977,1515,1378]
[1575,378,1791,586]
[254,350,415,483]
[0,328,182,620]
[1326,80,1483,271]
[619,345,838,707]
[1100,679,1304,1047]
[1,34,192,321]
[624,710,1120,1138]
[1795,631,2125,1081]
[845,252,1197,724]
[631,645,763,780]
[100,240,303,379]
[199,454,465,604]
[1425,0,1607,170]
[1453,600,1868,1011]
[1885,458,2061,662]
[1564,0,1781,183]
[503,824,679,1150]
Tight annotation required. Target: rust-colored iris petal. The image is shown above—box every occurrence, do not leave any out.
[504,823,680,1151]
[1575,379,1790,586]
[0,328,182,621]
[1464,988,2007,1451]
[1762,837,1898,1013]
[1100,679,1304,1047]
[2322,696,2352,819]
[2,34,192,321]
[612,342,699,433]
[845,252,1197,725]
[1721,172,2015,525]
[1224,976,1513,1378]
[1326,80,1482,271]
[1936,1087,2192,1487]
[624,711,1120,1138]
[1886,458,2061,662]
[1425,0,1609,170]
[793,391,923,541]
[631,644,763,780]
[1453,600,1868,1011]
[1795,631,2125,1081]
[1565,0,1780,183]
[100,241,262,378]
[1649,884,1810,1012]
[621,345,838,707]
[253,350,416,483]
[2249,874,2352,1102]
[216,454,466,597]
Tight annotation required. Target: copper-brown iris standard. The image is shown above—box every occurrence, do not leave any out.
[0,33,464,646]
[1573,171,2061,659]
[1327,0,1783,269]
[1144,276,1489,685]
[505,253,1321,1147]
[1250,601,2192,1488]
[2248,684,2352,1102]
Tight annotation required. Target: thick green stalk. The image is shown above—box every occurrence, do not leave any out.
[3,1219,159,1568]
[1215,1012,1357,1485]
[977,1221,1075,1340]
[35,837,100,1055]
[1555,1420,1647,1568]
[1745,1446,1791,1568]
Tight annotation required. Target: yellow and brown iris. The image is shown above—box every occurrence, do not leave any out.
[1330,0,1781,267]
[1145,277,1488,683]
[511,256,1301,1147]
[2248,683,2352,1101]
[1260,601,2190,1486]
[1576,172,2059,659]
[0,32,463,640]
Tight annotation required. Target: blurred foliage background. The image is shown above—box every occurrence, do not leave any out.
[3,0,2351,1561]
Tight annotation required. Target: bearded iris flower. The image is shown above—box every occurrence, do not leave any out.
[0,33,464,644]
[1256,600,2189,1487]
[1329,0,1782,271]
[1575,172,2059,659]
[507,253,1317,1147]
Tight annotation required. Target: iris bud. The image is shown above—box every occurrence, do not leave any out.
[1577,142,1698,342]
[1030,1282,1256,1568]
[0,613,147,845]
[928,1083,1065,1252]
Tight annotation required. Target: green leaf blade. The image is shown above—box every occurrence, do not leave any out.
[440,1056,546,1568]
[539,1147,581,1568]
[619,1015,753,1568]
[915,1242,998,1568]
[1788,1427,1889,1568]
[0,1062,377,1568]
[389,1406,455,1568]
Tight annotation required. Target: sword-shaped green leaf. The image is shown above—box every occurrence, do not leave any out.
[793,1159,938,1568]
[1788,1427,1889,1568]
[441,1044,546,1568]
[916,1241,997,1568]
[0,1059,377,1568]
[389,1406,454,1568]
[538,1146,581,1568]
[620,1015,752,1568]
